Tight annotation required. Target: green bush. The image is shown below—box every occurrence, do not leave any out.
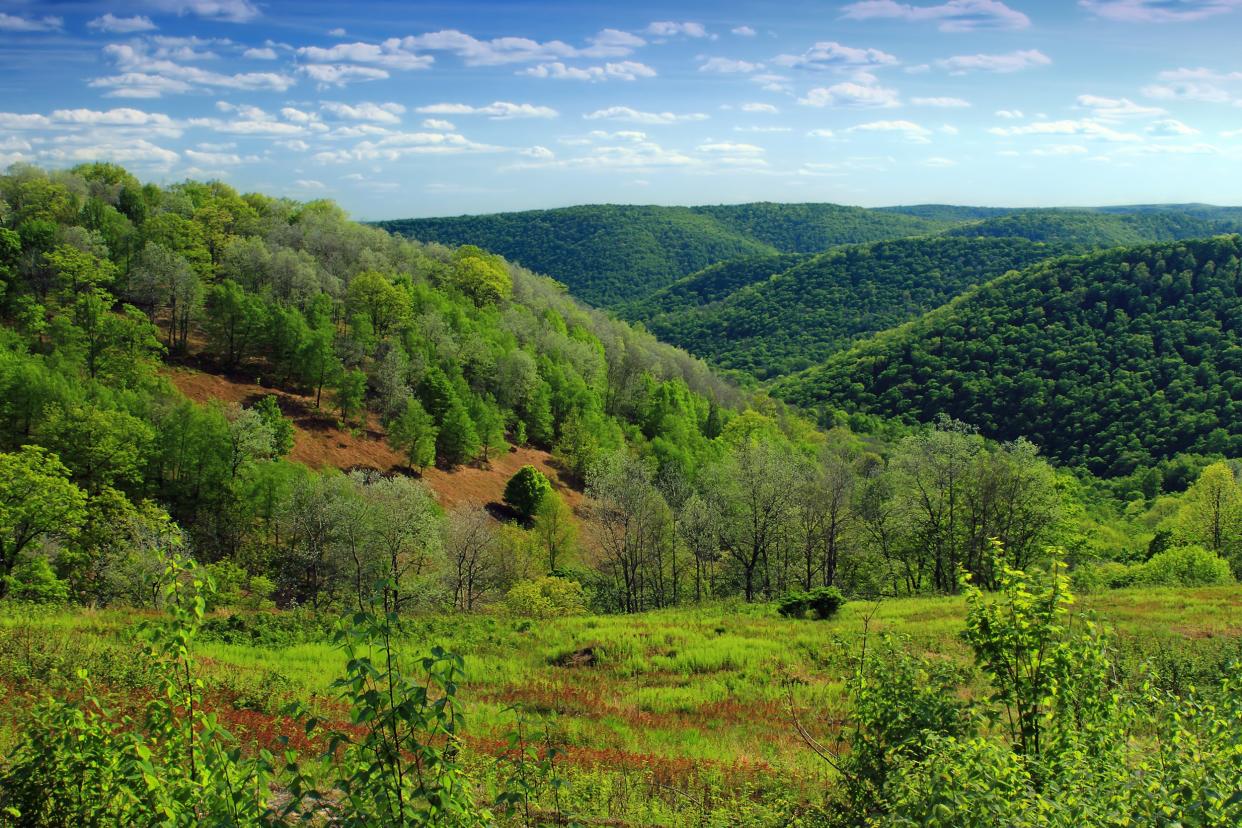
[1071,560,1136,593]
[505,576,587,619]
[4,557,69,604]
[1133,545,1233,587]
[807,586,845,620]
[503,464,553,520]
[777,593,810,618]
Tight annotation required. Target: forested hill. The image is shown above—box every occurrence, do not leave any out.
[377,203,951,306]
[772,235,1242,476]
[943,208,1242,246]
[623,236,1071,379]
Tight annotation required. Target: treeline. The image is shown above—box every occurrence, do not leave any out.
[627,236,1069,379]
[775,236,1242,477]
[945,207,1242,246]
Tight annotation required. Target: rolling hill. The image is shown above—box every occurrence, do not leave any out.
[377,203,955,306]
[623,236,1072,379]
[772,235,1242,476]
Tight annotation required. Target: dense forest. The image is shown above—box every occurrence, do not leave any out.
[377,203,952,305]
[774,235,1242,477]
[625,236,1071,379]
[943,208,1242,246]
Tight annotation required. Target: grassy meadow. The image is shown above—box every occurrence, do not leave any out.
[2,586,1240,825]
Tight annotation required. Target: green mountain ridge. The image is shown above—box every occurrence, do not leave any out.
[772,234,1242,476]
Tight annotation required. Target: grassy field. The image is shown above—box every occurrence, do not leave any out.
[2,586,1240,825]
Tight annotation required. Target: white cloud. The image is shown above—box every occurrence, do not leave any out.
[1076,94,1165,118]
[313,131,501,163]
[989,118,1141,141]
[741,102,779,113]
[521,145,555,160]
[1080,0,1242,23]
[417,101,558,119]
[734,125,792,132]
[422,118,455,130]
[996,109,1024,118]
[321,101,405,123]
[509,135,700,172]
[808,128,837,137]
[0,12,62,31]
[1142,67,1242,104]
[849,119,933,142]
[184,148,246,165]
[751,73,792,93]
[1115,142,1219,155]
[1147,118,1199,136]
[732,25,757,36]
[912,96,971,107]
[87,14,157,33]
[520,61,656,81]
[394,28,643,66]
[149,0,260,23]
[799,79,900,108]
[842,0,1030,30]
[646,21,709,37]
[299,64,389,85]
[297,41,433,70]
[1031,144,1089,156]
[774,41,899,71]
[243,47,277,59]
[94,42,295,97]
[937,49,1051,74]
[923,156,958,167]
[40,138,179,169]
[697,141,765,154]
[700,57,764,73]
[583,106,709,124]
[294,179,325,189]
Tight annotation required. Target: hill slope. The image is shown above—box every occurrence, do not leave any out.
[378,203,951,306]
[943,208,1240,246]
[773,235,1242,476]
[625,236,1072,379]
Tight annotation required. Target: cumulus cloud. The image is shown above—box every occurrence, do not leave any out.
[696,141,765,153]
[321,101,405,123]
[297,40,432,70]
[392,28,643,66]
[799,78,900,108]
[989,118,1141,141]
[774,41,899,70]
[646,21,709,37]
[417,101,558,119]
[302,66,385,87]
[842,0,1030,30]
[93,42,296,97]
[936,49,1051,73]
[520,61,656,81]
[1080,0,1242,23]
[149,0,260,23]
[741,102,779,113]
[923,156,957,167]
[1146,118,1199,136]
[0,12,62,31]
[912,96,971,107]
[422,118,455,130]
[87,14,157,33]
[732,25,757,36]
[848,119,933,142]
[583,106,709,124]
[1142,67,1242,104]
[700,57,764,73]
[243,47,278,59]
[996,109,1024,118]
[1076,94,1165,118]
[521,145,555,160]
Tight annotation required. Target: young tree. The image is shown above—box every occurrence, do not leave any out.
[442,507,499,611]
[204,279,267,370]
[1174,461,1242,574]
[533,492,577,574]
[0,446,87,591]
[503,464,552,521]
[333,368,368,426]
[388,398,437,471]
[297,326,340,408]
[587,450,670,613]
[436,400,479,468]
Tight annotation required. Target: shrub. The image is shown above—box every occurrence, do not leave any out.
[1071,560,1135,593]
[503,464,553,520]
[808,586,845,620]
[4,557,69,604]
[1133,545,1233,587]
[777,592,810,618]
[506,576,587,619]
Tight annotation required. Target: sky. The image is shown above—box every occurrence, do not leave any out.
[1,1,1242,219]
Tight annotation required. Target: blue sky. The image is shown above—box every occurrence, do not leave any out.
[1,0,1241,218]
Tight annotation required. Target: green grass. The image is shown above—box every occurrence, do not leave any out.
[2,585,1240,824]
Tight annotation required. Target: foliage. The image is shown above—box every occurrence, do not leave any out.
[505,575,588,618]
[1132,544,1234,587]
[503,464,553,520]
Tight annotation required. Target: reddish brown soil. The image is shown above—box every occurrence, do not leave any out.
[163,365,585,517]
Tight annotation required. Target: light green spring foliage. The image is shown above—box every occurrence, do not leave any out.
[505,575,588,619]
[502,464,552,520]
